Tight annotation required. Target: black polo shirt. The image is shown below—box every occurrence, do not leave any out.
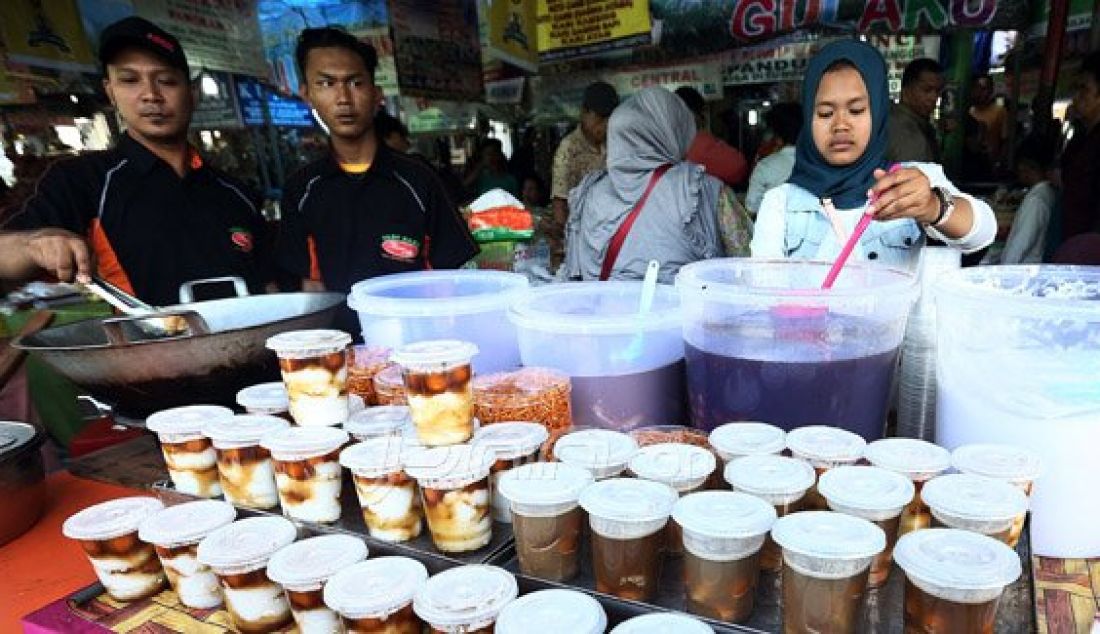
[277,144,478,293]
[5,134,272,305]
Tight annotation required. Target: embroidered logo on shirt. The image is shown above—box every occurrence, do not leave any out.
[229,227,254,253]
[381,234,420,261]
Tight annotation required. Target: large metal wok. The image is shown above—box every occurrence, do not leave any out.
[12,288,346,417]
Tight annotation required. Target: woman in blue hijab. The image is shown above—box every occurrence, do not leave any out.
[750,40,995,270]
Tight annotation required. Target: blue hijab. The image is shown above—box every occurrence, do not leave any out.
[788,40,890,209]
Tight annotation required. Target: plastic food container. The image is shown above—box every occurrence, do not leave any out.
[340,437,423,542]
[864,438,951,536]
[724,455,816,572]
[373,364,408,406]
[708,422,787,464]
[266,329,352,427]
[553,429,638,480]
[260,426,350,523]
[347,345,392,406]
[138,500,236,609]
[62,497,167,602]
[343,405,412,442]
[921,474,1029,544]
[629,442,717,555]
[952,443,1042,548]
[405,445,496,553]
[610,613,715,633]
[203,414,289,510]
[473,422,550,522]
[412,565,518,633]
[146,405,233,498]
[393,340,479,447]
[786,425,868,511]
[235,382,290,418]
[508,282,685,431]
[348,270,528,373]
[323,557,428,633]
[495,589,607,634]
[472,367,573,439]
[266,534,368,634]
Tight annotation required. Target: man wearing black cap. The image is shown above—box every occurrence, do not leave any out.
[548,81,619,269]
[0,17,272,303]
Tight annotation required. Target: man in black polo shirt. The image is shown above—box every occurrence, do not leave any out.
[278,28,477,293]
[1,17,272,304]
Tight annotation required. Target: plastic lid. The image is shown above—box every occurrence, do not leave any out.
[817,466,916,520]
[628,443,717,492]
[673,491,776,539]
[864,438,951,480]
[348,270,529,317]
[495,590,607,634]
[952,444,1043,483]
[339,437,407,476]
[391,340,478,369]
[63,496,165,541]
[138,500,237,547]
[894,529,1022,600]
[725,455,816,498]
[374,364,404,389]
[259,426,349,460]
[404,444,496,489]
[323,557,428,619]
[349,344,392,368]
[413,565,518,629]
[196,516,297,571]
[554,429,638,477]
[708,422,787,459]
[771,511,886,561]
[507,281,682,335]
[472,368,570,398]
[579,478,678,524]
[921,474,1030,521]
[265,329,351,356]
[609,613,715,634]
[786,426,867,465]
[497,462,594,508]
[235,382,289,412]
[203,415,289,446]
[472,422,549,459]
[344,406,411,439]
[0,421,40,459]
[146,405,234,436]
[265,534,368,590]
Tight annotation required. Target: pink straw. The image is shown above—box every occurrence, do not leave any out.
[821,164,900,289]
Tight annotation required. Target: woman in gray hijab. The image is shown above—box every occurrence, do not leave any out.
[562,86,752,282]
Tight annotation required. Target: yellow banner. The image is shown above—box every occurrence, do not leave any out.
[536,0,651,62]
[0,0,96,72]
[489,0,539,72]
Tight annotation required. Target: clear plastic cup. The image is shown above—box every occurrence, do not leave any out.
[236,382,290,419]
[340,438,424,542]
[373,364,408,406]
[348,345,392,406]
[266,329,353,427]
[413,565,518,633]
[344,406,412,442]
[609,613,715,633]
[708,422,787,464]
[146,405,233,497]
[137,500,236,609]
[196,516,298,633]
[405,444,496,552]
[497,462,594,582]
[629,442,717,554]
[771,511,886,634]
[864,438,951,537]
[785,426,867,511]
[553,429,639,480]
[921,474,1029,544]
[894,529,1022,634]
[495,589,607,634]
[266,534,368,634]
[817,465,915,588]
[578,478,678,602]
[392,340,479,446]
[260,426,350,523]
[62,497,167,602]
[724,455,816,572]
[203,415,289,510]
[673,491,776,623]
[323,556,428,633]
[472,422,550,522]
[952,444,1042,548]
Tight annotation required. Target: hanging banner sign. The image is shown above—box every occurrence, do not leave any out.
[613,62,723,101]
[486,76,526,104]
[489,0,539,71]
[389,0,484,101]
[536,0,652,62]
[132,0,266,77]
[191,71,243,130]
[236,77,315,128]
[0,0,97,72]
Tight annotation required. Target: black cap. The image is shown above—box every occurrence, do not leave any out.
[582,81,620,118]
[99,17,189,76]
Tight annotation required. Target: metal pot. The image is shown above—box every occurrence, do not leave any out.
[0,421,47,546]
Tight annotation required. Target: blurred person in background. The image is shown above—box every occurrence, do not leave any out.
[676,85,748,187]
[745,102,802,215]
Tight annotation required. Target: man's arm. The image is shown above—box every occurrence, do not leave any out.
[0,228,93,282]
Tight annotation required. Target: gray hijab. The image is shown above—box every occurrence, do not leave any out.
[563,86,723,282]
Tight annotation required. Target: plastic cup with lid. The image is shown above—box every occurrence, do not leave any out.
[786,425,867,511]
[323,556,428,631]
[952,443,1042,548]
[818,465,915,588]
[405,444,496,553]
[391,340,479,446]
[266,534,368,634]
[473,422,550,522]
[578,478,678,602]
[235,382,290,417]
[266,329,353,427]
[413,565,518,633]
[196,516,298,633]
[62,496,167,602]
[137,500,236,609]
[495,589,607,634]
[146,405,232,498]
[921,473,1029,544]
[629,442,718,555]
[673,491,776,622]
[725,454,816,573]
[260,426,350,523]
[894,528,1022,633]
[202,414,289,509]
[609,613,715,634]
[553,428,639,480]
[865,437,951,536]
[708,422,787,464]
[344,405,412,442]
[771,511,886,634]
[497,461,594,581]
[340,437,424,542]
